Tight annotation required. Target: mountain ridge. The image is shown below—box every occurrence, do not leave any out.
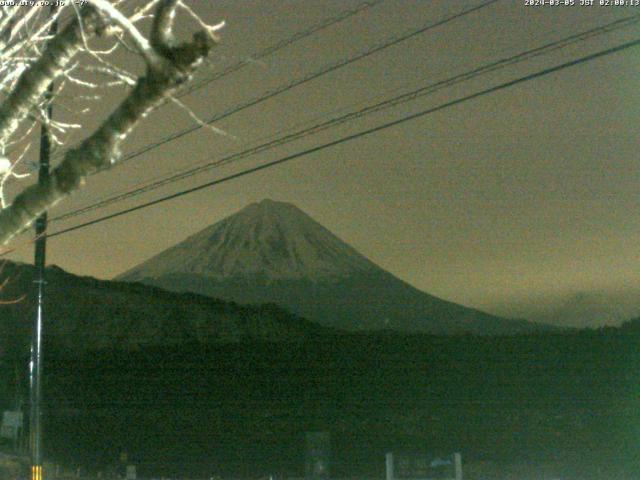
[119,199,550,335]
[0,260,332,353]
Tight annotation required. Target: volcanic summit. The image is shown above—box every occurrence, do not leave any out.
[119,199,542,334]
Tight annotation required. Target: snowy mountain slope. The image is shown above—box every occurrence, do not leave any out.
[122,199,378,282]
[119,199,547,334]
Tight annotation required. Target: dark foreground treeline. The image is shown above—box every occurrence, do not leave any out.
[4,328,631,479]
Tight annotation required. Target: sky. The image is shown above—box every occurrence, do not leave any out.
[5,0,640,327]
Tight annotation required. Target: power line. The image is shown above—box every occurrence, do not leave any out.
[178,0,386,97]
[51,95,382,220]
[47,36,640,239]
[48,0,503,222]
[48,0,384,164]
[51,0,500,170]
[50,12,640,223]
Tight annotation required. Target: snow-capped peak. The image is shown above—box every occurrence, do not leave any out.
[120,199,380,282]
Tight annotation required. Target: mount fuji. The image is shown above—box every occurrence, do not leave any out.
[118,199,544,334]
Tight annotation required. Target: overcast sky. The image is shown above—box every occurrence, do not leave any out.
[5,0,640,326]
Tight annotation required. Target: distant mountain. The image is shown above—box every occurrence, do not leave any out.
[539,291,640,327]
[0,260,329,352]
[490,290,640,328]
[119,199,546,335]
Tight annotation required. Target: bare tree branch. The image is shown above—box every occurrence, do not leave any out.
[85,0,163,66]
[0,1,219,245]
[0,6,105,146]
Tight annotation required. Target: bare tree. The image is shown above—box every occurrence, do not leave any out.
[0,0,223,245]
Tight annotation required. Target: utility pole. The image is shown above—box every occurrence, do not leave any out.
[30,7,57,480]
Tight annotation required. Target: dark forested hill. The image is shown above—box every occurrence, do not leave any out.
[1,260,637,479]
[37,330,640,479]
[0,260,330,354]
